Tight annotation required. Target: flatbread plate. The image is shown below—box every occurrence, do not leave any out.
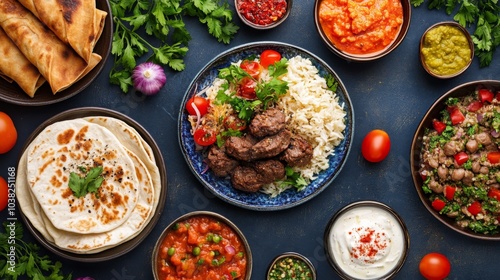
[17,107,167,262]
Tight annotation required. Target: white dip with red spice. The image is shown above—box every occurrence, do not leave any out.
[326,205,407,279]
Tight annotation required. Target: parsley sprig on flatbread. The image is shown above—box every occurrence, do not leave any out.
[69,166,104,198]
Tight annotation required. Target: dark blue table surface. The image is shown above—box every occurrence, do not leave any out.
[1,1,499,279]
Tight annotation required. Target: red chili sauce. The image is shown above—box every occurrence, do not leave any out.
[238,0,288,26]
[318,0,403,55]
[156,216,248,280]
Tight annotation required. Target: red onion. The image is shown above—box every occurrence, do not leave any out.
[224,245,236,255]
[132,62,166,95]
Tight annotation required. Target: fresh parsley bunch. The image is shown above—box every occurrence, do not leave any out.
[0,222,72,280]
[109,0,239,93]
[411,0,500,67]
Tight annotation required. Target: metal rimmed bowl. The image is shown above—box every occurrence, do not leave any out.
[235,0,292,30]
[16,107,167,262]
[0,0,112,106]
[410,80,500,240]
[419,21,474,79]
[177,41,354,211]
[152,211,252,280]
[266,252,317,280]
[324,201,410,280]
[314,0,411,62]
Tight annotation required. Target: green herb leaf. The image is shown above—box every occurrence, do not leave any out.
[109,0,239,93]
[69,166,104,198]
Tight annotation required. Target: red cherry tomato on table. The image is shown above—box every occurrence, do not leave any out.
[260,50,281,69]
[0,176,8,211]
[419,252,451,280]
[193,127,217,146]
[240,60,261,79]
[361,129,391,162]
[186,96,210,116]
[0,112,17,154]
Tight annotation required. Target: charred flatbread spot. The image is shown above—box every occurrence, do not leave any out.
[57,128,75,145]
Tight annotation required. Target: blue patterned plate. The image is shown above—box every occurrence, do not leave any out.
[178,41,354,211]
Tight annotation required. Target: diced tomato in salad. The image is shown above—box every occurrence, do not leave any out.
[444,186,456,201]
[432,119,447,134]
[432,199,446,211]
[468,201,482,216]
[447,107,465,125]
[454,151,469,166]
[487,151,500,164]
[478,88,494,103]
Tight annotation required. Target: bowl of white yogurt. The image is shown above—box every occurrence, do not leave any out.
[324,201,410,280]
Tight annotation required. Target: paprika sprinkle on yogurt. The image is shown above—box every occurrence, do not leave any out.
[237,0,288,26]
[318,0,403,55]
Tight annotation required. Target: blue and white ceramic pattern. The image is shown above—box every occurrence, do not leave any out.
[178,41,354,211]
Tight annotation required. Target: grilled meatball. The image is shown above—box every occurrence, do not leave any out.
[251,129,291,160]
[225,134,257,161]
[231,166,263,192]
[280,136,313,167]
[253,160,285,184]
[206,145,239,177]
[249,108,286,138]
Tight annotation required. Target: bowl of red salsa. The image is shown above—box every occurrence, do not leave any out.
[235,0,292,30]
[152,211,252,279]
[314,0,411,62]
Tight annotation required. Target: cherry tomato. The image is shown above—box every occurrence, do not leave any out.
[431,199,446,211]
[453,151,469,166]
[419,252,451,280]
[186,96,210,116]
[488,188,500,201]
[361,129,391,162]
[260,50,281,69]
[487,151,500,164]
[0,112,17,154]
[444,185,456,201]
[0,176,7,211]
[432,119,446,134]
[478,88,494,103]
[237,77,257,99]
[193,127,217,146]
[447,107,465,125]
[240,60,261,79]
[468,201,482,215]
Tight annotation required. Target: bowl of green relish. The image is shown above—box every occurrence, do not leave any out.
[267,252,316,280]
[419,21,474,79]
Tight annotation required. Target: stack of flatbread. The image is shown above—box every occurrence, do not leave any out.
[16,116,162,254]
[0,0,106,97]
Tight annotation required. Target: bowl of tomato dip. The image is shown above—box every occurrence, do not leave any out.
[419,21,474,79]
[314,0,411,62]
[235,0,292,30]
[324,201,410,279]
[152,211,252,279]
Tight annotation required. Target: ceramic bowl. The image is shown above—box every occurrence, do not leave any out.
[324,201,410,279]
[267,252,316,280]
[419,21,474,79]
[152,211,252,279]
[314,0,411,62]
[235,0,292,30]
[177,41,354,211]
[410,80,500,240]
